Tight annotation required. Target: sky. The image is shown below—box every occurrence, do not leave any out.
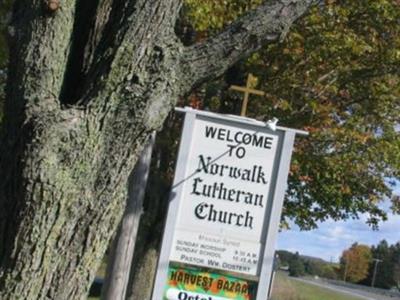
[276,198,400,262]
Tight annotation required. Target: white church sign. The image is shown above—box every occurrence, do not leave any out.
[152,107,307,300]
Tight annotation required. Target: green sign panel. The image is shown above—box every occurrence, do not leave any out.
[163,265,257,300]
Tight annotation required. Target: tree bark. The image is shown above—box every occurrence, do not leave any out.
[0,0,315,299]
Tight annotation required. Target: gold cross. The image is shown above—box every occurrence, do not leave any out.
[230,73,265,116]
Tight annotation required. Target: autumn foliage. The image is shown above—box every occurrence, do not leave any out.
[340,244,372,283]
[178,0,400,229]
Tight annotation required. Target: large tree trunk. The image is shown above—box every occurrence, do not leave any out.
[0,0,314,299]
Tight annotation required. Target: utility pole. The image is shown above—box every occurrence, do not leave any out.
[371,258,383,287]
[343,258,349,282]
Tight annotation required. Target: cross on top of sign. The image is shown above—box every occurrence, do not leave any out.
[230,73,265,117]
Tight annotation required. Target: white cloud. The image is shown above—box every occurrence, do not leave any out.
[277,210,400,262]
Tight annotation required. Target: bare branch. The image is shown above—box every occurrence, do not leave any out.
[180,0,315,88]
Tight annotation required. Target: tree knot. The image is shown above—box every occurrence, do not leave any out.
[43,0,60,14]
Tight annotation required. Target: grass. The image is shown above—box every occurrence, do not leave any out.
[271,272,363,300]
[270,272,299,300]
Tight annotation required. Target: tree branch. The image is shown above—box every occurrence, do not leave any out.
[80,0,182,104]
[180,0,316,89]
[6,0,77,116]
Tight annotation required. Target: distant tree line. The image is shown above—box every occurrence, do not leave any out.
[278,239,400,291]
[276,250,338,280]
[340,240,400,290]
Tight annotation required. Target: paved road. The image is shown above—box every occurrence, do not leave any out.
[292,277,399,300]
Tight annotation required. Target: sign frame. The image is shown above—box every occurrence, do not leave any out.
[152,107,307,300]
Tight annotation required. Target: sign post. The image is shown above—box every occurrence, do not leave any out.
[152,107,307,300]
